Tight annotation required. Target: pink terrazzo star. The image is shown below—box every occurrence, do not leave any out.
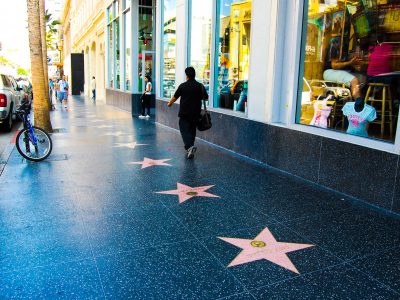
[156,183,220,203]
[129,157,172,169]
[219,227,315,274]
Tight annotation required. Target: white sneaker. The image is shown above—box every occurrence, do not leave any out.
[145,115,150,118]
[187,146,197,159]
[139,115,146,119]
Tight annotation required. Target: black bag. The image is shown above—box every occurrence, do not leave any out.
[197,99,212,131]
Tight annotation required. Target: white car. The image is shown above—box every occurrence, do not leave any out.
[0,74,23,131]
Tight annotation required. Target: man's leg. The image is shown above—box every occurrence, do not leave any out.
[179,118,195,150]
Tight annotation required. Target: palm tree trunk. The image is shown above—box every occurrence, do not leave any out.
[27,0,52,132]
[39,0,49,103]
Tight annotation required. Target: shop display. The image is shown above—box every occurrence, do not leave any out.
[298,0,400,142]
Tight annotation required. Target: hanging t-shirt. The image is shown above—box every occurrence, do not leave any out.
[342,102,377,137]
[310,100,332,129]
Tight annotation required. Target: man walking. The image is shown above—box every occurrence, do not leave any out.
[168,67,208,159]
[91,76,96,101]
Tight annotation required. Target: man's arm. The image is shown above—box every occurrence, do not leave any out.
[168,96,177,107]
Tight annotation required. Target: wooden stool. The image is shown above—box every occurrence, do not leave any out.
[364,83,393,139]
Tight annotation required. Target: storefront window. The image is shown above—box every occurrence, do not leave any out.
[190,0,212,93]
[115,18,120,89]
[162,0,176,98]
[298,0,400,142]
[215,0,251,112]
[125,10,131,90]
[138,1,154,92]
[108,24,114,88]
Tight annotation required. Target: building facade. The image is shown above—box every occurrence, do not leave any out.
[61,0,106,101]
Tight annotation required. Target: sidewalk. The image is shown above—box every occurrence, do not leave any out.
[0,96,399,299]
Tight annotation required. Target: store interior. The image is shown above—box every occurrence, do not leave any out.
[299,0,400,142]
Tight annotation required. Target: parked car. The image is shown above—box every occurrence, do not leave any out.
[0,74,23,131]
[309,80,351,100]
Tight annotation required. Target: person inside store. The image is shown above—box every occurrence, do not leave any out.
[323,37,364,108]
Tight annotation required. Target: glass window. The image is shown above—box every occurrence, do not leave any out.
[108,24,114,87]
[215,0,251,112]
[115,17,120,89]
[190,0,212,93]
[297,0,400,143]
[162,0,176,98]
[125,10,131,90]
[138,2,154,92]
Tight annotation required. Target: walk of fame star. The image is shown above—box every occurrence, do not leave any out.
[129,157,172,169]
[218,227,315,274]
[113,142,147,149]
[156,183,220,203]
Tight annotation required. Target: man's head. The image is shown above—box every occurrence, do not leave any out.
[92,76,95,79]
[185,67,196,80]
[62,75,66,80]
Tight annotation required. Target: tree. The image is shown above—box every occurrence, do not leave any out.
[45,10,61,50]
[27,0,52,132]
[39,0,49,100]
[17,67,29,76]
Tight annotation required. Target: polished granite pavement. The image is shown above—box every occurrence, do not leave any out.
[0,96,399,299]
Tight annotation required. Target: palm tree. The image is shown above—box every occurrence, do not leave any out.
[39,0,49,101]
[27,0,52,132]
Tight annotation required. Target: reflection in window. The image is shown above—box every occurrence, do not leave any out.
[298,0,400,142]
[216,0,252,112]
[125,10,131,90]
[190,0,212,93]
[162,0,176,98]
[138,2,154,92]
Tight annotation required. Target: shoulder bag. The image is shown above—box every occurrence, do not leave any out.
[197,86,212,131]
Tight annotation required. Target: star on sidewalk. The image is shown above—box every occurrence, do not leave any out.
[156,183,220,203]
[113,142,147,149]
[218,227,314,274]
[128,157,172,169]
[104,131,128,136]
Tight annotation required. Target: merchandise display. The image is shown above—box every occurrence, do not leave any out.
[298,0,400,142]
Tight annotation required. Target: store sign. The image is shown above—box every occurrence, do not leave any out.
[47,50,60,64]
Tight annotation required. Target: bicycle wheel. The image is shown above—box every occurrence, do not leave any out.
[15,126,53,162]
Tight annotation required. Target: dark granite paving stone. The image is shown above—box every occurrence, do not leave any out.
[251,264,399,299]
[96,241,245,299]
[0,259,103,299]
[285,208,400,261]
[200,224,340,290]
[351,246,400,291]
[82,205,194,256]
[165,197,276,238]
[218,292,256,300]
[240,183,353,223]
[0,195,79,232]
[0,216,92,275]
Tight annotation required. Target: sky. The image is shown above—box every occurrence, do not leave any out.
[0,0,31,70]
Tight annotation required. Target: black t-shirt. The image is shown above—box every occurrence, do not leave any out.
[173,79,208,120]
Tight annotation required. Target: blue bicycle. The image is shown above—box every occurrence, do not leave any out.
[15,101,52,162]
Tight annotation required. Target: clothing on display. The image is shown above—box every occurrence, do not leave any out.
[309,96,333,128]
[342,102,377,137]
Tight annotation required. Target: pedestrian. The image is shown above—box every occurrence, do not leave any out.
[48,79,54,108]
[167,67,208,159]
[91,76,96,101]
[139,75,152,119]
[58,75,69,109]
